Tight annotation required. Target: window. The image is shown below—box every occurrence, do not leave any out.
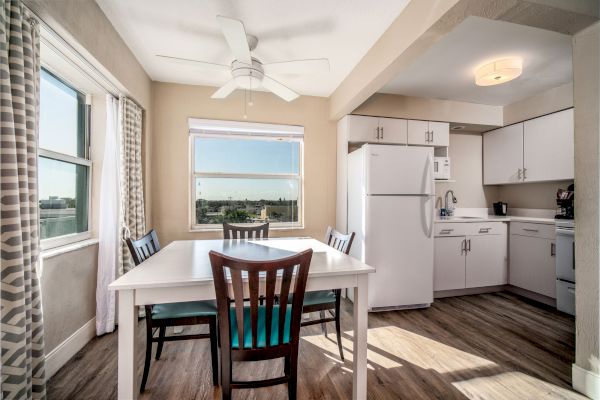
[38,68,91,247]
[190,119,303,230]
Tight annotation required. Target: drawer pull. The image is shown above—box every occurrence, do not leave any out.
[523,228,539,233]
[479,228,490,233]
[440,229,454,234]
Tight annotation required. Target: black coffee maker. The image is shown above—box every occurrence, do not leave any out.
[555,184,574,219]
[493,202,507,216]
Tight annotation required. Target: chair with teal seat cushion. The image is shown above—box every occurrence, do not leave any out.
[298,227,355,361]
[210,248,313,400]
[126,229,219,392]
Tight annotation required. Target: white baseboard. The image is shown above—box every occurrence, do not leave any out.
[45,317,96,379]
[573,363,600,399]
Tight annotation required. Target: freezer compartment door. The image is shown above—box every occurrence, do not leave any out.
[365,145,434,195]
[365,195,434,309]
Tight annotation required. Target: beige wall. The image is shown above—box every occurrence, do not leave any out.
[496,181,572,210]
[504,83,574,126]
[353,93,503,127]
[41,245,98,353]
[151,82,336,245]
[573,22,600,375]
[435,133,499,208]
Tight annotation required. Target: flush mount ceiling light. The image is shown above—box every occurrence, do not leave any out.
[475,58,522,86]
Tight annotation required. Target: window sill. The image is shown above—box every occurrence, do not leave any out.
[40,238,99,260]
[189,225,305,233]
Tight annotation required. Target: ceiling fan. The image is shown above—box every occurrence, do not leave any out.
[157,16,330,102]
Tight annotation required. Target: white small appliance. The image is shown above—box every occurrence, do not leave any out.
[555,219,575,315]
[434,157,451,180]
[347,144,435,310]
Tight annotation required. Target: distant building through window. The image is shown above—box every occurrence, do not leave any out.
[189,119,304,230]
[38,68,91,244]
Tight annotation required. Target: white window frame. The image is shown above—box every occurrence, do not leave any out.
[39,69,92,250]
[188,118,304,232]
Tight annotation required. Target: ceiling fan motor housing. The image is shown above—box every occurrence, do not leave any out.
[232,58,264,89]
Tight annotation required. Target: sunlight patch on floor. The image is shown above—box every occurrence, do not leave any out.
[452,371,588,400]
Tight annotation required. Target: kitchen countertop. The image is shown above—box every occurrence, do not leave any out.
[435,215,557,224]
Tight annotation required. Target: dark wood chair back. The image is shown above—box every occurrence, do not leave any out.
[209,249,312,354]
[324,226,355,255]
[126,229,161,266]
[222,222,269,240]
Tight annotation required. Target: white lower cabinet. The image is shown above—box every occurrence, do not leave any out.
[466,235,508,287]
[509,229,556,298]
[434,236,466,291]
[434,223,507,291]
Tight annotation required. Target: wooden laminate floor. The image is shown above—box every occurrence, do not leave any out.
[47,292,584,399]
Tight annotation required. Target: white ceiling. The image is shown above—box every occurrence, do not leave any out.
[379,17,573,106]
[96,0,410,97]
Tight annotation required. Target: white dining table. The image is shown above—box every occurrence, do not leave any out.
[109,237,375,400]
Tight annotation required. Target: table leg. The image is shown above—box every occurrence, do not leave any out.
[118,289,138,399]
[353,274,368,400]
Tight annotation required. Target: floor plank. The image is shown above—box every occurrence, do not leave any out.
[47,292,584,399]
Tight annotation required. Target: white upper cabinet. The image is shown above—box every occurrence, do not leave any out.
[378,117,408,144]
[346,115,380,143]
[483,108,574,185]
[523,108,574,182]
[483,124,524,184]
[407,120,449,147]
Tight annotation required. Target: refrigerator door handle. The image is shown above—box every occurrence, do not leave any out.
[428,153,435,195]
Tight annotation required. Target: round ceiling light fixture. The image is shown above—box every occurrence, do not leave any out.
[475,58,522,86]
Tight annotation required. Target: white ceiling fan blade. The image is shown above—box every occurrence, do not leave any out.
[262,75,299,102]
[217,16,252,65]
[156,55,229,71]
[263,58,330,75]
[211,80,238,99]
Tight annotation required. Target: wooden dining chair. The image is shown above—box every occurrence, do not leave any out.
[209,248,313,400]
[126,229,219,392]
[299,227,355,360]
[222,222,269,239]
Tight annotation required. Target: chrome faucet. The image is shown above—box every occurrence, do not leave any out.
[444,190,457,216]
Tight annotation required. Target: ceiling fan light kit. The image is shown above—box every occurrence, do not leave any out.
[156,15,330,104]
[475,58,522,86]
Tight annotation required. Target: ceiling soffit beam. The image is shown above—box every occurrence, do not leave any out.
[328,0,599,121]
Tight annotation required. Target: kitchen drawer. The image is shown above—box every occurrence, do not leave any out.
[510,222,555,239]
[434,223,468,237]
[463,222,507,236]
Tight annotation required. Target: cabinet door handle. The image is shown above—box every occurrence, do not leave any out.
[430,130,434,143]
[523,168,527,180]
[467,239,471,252]
[573,241,575,269]
[461,239,466,255]
[550,242,556,256]
[479,228,490,233]
[381,126,384,139]
[376,126,380,140]
[424,131,429,143]
[517,168,522,180]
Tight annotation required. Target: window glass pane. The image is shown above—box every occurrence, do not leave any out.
[39,157,89,240]
[39,69,86,158]
[195,177,299,225]
[194,137,299,175]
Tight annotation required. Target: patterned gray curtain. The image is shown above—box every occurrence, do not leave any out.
[0,1,46,399]
[119,96,145,275]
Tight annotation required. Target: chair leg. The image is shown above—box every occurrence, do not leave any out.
[209,317,219,386]
[334,289,344,360]
[155,326,166,360]
[319,310,328,336]
[284,355,290,376]
[221,349,232,400]
[140,316,153,392]
[288,352,298,400]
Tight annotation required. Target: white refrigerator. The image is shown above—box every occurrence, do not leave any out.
[347,144,435,310]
